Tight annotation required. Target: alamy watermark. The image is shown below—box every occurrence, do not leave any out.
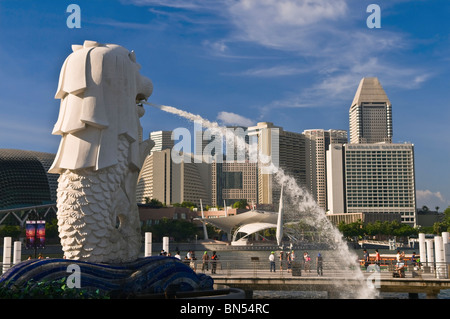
[66,264,81,288]
[366,4,381,29]
[66,4,81,29]
[366,264,381,289]
[64,4,380,30]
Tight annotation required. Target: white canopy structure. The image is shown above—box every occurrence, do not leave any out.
[202,210,277,235]
[200,186,285,246]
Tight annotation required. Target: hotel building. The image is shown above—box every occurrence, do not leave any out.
[343,143,416,225]
[327,77,416,225]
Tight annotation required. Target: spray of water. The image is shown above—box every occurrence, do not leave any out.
[143,101,379,298]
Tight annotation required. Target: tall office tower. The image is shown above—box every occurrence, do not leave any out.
[175,153,212,208]
[136,149,171,204]
[211,161,258,207]
[150,130,174,153]
[137,130,174,203]
[136,149,211,207]
[248,122,305,206]
[303,129,347,211]
[349,77,393,144]
[344,143,416,226]
[195,129,210,158]
[210,126,257,207]
[326,144,345,214]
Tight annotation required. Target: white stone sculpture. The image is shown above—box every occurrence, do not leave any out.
[49,41,154,263]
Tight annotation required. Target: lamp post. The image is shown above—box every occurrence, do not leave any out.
[26,210,45,259]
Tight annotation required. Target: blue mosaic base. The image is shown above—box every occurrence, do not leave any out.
[0,256,214,295]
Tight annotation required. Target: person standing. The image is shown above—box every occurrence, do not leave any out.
[279,251,285,271]
[288,250,295,273]
[363,249,370,271]
[211,251,218,274]
[174,251,181,260]
[304,252,311,273]
[202,251,209,271]
[411,251,417,268]
[188,250,196,271]
[286,251,292,273]
[396,250,401,262]
[375,249,381,266]
[316,253,323,276]
[269,251,276,272]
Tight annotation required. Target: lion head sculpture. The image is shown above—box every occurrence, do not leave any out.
[48,41,153,262]
[49,40,153,174]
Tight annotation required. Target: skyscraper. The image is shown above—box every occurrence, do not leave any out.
[136,149,211,207]
[343,143,416,225]
[327,77,416,225]
[248,122,305,206]
[349,77,393,144]
[211,161,258,207]
[150,130,174,153]
[209,126,258,208]
[326,144,345,214]
[303,129,347,211]
[136,131,174,203]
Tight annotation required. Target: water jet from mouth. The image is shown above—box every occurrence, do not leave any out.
[143,101,379,299]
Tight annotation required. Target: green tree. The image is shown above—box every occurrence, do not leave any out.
[142,218,199,242]
[365,220,382,237]
[232,199,248,209]
[338,220,364,239]
[45,218,59,239]
[443,206,450,224]
[172,201,197,210]
[0,225,22,239]
[144,198,164,208]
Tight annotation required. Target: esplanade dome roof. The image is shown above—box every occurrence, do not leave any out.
[0,149,57,209]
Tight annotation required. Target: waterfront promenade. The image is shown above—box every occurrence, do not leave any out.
[206,259,450,299]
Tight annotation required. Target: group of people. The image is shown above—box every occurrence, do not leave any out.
[362,248,419,278]
[199,250,219,274]
[27,253,46,260]
[164,249,219,274]
[269,250,323,276]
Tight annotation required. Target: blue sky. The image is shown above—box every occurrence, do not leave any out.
[0,0,449,209]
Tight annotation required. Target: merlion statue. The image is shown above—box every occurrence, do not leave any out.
[49,41,154,263]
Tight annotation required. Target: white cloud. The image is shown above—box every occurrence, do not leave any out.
[232,0,348,26]
[224,65,310,77]
[125,0,222,10]
[224,0,407,60]
[227,0,348,51]
[127,0,434,115]
[218,0,433,116]
[261,56,433,114]
[416,190,448,208]
[217,111,254,127]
